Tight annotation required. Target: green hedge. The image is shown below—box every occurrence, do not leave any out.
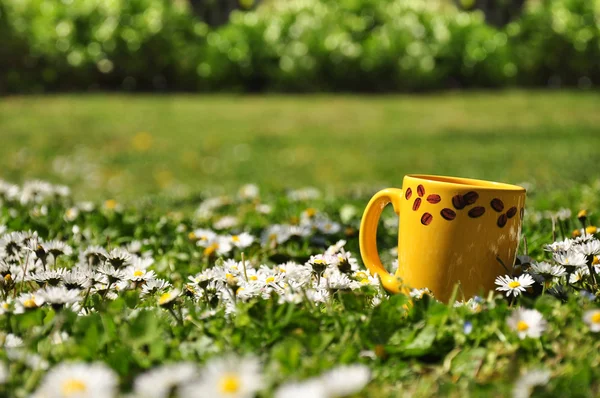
[0,0,599,93]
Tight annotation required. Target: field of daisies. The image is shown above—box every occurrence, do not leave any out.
[1,179,600,398]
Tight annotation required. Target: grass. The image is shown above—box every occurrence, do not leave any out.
[1,91,599,202]
[2,91,600,397]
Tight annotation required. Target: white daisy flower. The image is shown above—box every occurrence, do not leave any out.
[41,240,73,258]
[133,363,199,398]
[238,184,259,200]
[213,216,239,230]
[199,237,233,257]
[37,286,82,308]
[179,355,264,398]
[553,251,587,270]
[513,369,551,398]
[528,262,566,280]
[229,233,255,249]
[0,298,14,315]
[569,267,589,284]
[158,288,181,307]
[583,309,600,332]
[193,229,218,244]
[575,239,600,256]
[255,204,272,214]
[3,333,23,348]
[63,269,93,290]
[495,274,535,297]
[32,362,118,398]
[287,187,321,202]
[97,264,126,283]
[274,364,370,398]
[123,266,156,282]
[64,207,80,222]
[261,225,291,246]
[507,308,547,339]
[316,220,341,235]
[105,247,133,268]
[141,278,172,296]
[410,288,433,299]
[542,239,571,253]
[320,364,371,397]
[15,292,45,313]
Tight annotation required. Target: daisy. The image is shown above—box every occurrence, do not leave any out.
[213,216,239,230]
[316,220,341,235]
[528,262,566,280]
[97,264,126,283]
[64,207,80,222]
[0,298,13,315]
[575,239,600,256]
[410,288,433,299]
[229,233,255,249]
[80,246,108,267]
[133,363,199,398]
[141,278,172,296]
[569,267,589,284]
[513,369,551,398]
[507,308,547,339]
[543,239,572,253]
[28,268,68,286]
[3,333,23,348]
[255,204,272,214]
[158,288,181,307]
[583,309,600,332]
[62,269,92,290]
[32,362,118,398]
[105,248,132,268]
[179,355,264,398]
[191,228,217,243]
[37,286,82,309]
[274,379,326,398]
[238,184,259,200]
[41,240,73,259]
[321,364,371,397]
[261,225,291,246]
[123,266,156,282]
[15,292,45,313]
[553,251,588,270]
[287,187,321,202]
[495,274,535,297]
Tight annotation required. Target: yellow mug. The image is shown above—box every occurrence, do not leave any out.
[359,174,526,302]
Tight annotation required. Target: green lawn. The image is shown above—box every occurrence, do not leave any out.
[1,91,599,201]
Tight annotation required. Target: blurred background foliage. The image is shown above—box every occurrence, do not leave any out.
[0,0,599,93]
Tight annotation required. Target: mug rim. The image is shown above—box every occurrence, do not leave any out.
[405,174,526,192]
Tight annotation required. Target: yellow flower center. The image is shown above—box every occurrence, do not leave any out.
[23,297,37,308]
[587,226,598,234]
[306,208,317,217]
[516,320,529,332]
[4,274,11,282]
[133,270,144,277]
[313,259,326,264]
[265,276,275,283]
[236,287,245,294]
[158,292,172,305]
[591,312,600,324]
[66,209,76,218]
[219,374,241,394]
[355,272,368,280]
[250,275,258,281]
[204,243,218,256]
[104,199,117,210]
[578,209,588,219]
[360,278,370,284]
[508,281,521,289]
[225,273,234,279]
[231,235,240,242]
[572,229,582,238]
[61,379,87,395]
[2,303,9,310]
[188,232,196,240]
[593,257,600,266]
[269,233,277,241]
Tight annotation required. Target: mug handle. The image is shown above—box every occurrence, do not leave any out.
[359,188,404,293]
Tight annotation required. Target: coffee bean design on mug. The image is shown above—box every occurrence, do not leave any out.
[404,187,522,229]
